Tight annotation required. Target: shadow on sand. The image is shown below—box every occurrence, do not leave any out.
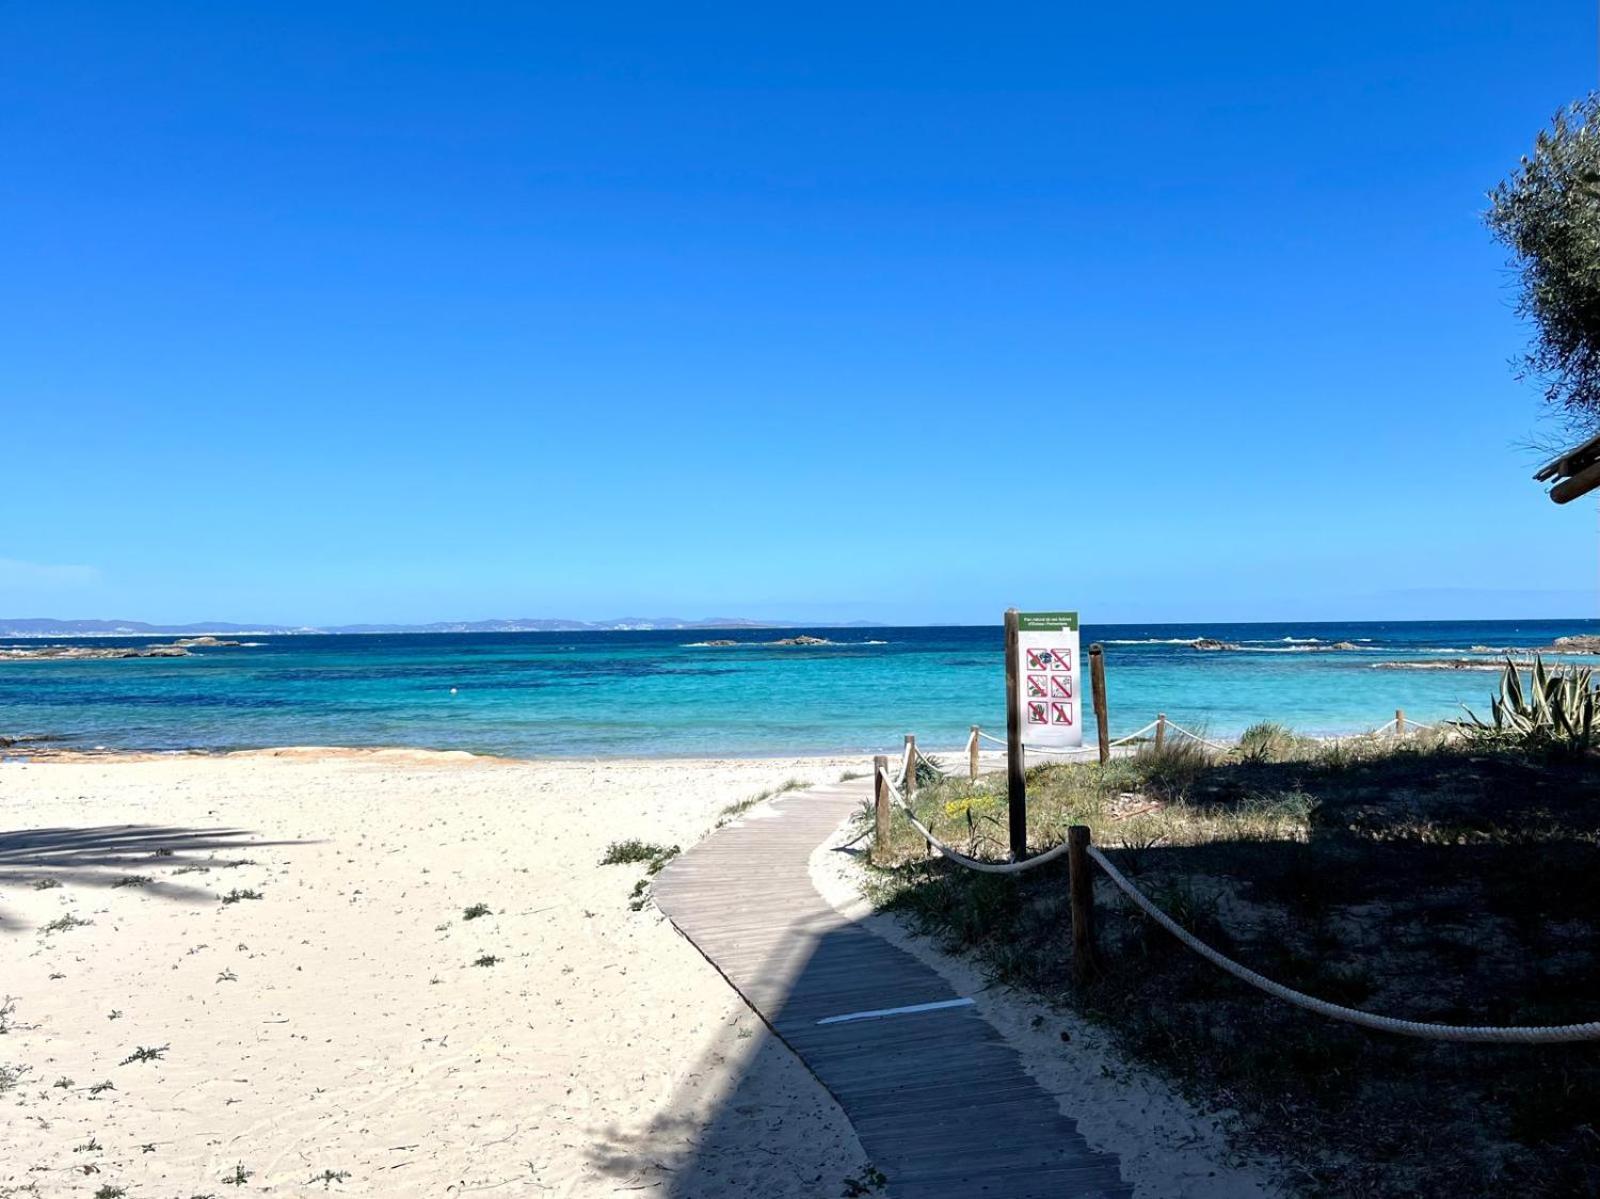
[0,824,309,931]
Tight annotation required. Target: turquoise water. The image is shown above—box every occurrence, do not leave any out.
[2,620,1596,758]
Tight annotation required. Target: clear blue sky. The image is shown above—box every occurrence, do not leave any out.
[3,2,1596,626]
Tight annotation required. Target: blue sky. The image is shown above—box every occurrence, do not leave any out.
[2,2,1596,625]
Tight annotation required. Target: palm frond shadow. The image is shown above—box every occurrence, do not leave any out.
[0,824,310,931]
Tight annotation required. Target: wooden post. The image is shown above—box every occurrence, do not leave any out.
[904,733,917,801]
[1068,825,1096,981]
[1004,608,1028,861]
[969,725,980,782]
[1395,708,1405,736]
[1089,644,1110,765]
[1154,712,1167,751]
[873,754,891,865]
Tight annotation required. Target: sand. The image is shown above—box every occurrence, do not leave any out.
[1,750,1270,1198]
[0,752,870,1197]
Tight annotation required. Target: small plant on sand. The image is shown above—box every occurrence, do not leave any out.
[0,1063,30,1095]
[111,875,151,889]
[0,996,16,1035]
[93,1187,124,1199]
[221,1163,252,1186]
[600,839,672,865]
[220,888,262,905]
[119,1045,168,1065]
[308,1169,351,1189]
[88,1080,115,1095]
[41,914,91,934]
[472,954,501,968]
[74,1136,102,1153]
[841,1164,888,1195]
[462,903,492,920]
[716,777,809,826]
[54,1077,74,1090]
[31,878,60,890]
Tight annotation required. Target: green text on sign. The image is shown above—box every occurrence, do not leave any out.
[1016,611,1079,632]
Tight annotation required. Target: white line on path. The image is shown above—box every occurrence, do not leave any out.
[815,997,975,1025]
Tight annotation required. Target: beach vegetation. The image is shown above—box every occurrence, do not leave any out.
[92,1187,124,1199]
[600,839,674,865]
[220,888,262,905]
[0,996,15,1034]
[462,902,492,920]
[840,1163,888,1195]
[111,874,151,889]
[119,1045,168,1065]
[1453,656,1598,754]
[0,1063,28,1094]
[865,731,1600,1195]
[715,777,808,826]
[41,914,91,934]
[308,1169,352,1188]
[1235,720,1305,764]
[472,954,501,968]
[1488,93,1600,431]
[221,1164,252,1187]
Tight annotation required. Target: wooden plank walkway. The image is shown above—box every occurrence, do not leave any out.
[653,777,1131,1199]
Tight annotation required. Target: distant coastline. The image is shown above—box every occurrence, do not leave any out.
[0,616,889,638]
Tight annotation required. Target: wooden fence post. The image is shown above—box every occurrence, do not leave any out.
[1068,825,1096,981]
[1089,644,1110,765]
[1004,608,1028,861]
[969,725,980,782]
[1154,712,1167,751]
[906,732,930,855]
[873,754,891,865]
[1395,708,1406,736]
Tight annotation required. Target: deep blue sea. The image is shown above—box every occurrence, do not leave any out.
[2,620,1597,758]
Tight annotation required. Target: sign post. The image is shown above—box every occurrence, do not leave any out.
[1005,609,1082,861]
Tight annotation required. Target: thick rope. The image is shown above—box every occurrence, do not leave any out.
[1157,720,1229,752]
[1086,845,1600,1043]
[875,767,1071,874]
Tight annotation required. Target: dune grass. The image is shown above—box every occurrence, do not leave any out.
[865,729,1600,1196]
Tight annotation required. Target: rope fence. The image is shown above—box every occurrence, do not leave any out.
[865,715,1599,1044]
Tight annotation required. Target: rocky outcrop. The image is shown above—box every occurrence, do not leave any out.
[0,637,242,661]
[1546,635,1600,654]
[771,635,832,646]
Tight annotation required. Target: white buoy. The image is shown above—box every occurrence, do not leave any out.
[450,687,458,695]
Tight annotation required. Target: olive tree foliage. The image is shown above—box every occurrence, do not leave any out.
[1487,94,1600,434]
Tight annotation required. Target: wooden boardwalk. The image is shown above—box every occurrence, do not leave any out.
[653,777,1131,1199]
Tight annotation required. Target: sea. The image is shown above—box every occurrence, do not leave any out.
[2,619,1597,759]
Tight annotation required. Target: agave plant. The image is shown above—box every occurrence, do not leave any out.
[1455,656,1598,752]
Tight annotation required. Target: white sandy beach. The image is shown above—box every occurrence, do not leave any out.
[0,750,1271,1198]
[0,752,870,1197]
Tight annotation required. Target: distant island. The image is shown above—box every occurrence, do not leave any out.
[0,616,887,638]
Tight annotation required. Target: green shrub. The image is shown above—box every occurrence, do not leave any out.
[1236,721,1300,764]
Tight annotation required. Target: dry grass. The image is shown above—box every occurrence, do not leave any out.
[866,731,1600,1197]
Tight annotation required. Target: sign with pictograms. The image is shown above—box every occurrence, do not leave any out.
[1013,612,1082,749]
